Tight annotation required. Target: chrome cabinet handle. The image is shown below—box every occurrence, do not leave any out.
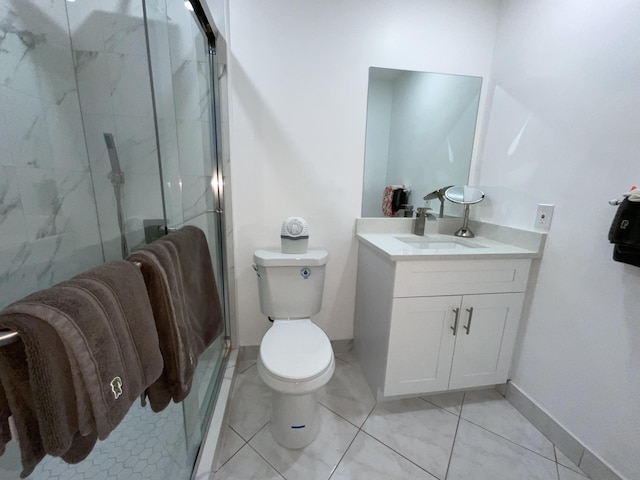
[451,307,460,335]
[463,307,474,335]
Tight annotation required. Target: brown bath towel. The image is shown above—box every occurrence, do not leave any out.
[128,225,224,412]
[0,260,163,477]
[0,373,11,455]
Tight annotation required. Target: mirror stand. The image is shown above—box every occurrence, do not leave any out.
[455,204,474,237]
[444,186,485,238]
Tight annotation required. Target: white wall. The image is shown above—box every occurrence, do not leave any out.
[474,1,640,478]
[225,0,500,345]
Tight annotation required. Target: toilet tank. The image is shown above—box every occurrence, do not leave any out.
[253,250,328,318]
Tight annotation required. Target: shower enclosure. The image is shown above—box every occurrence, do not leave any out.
[0,0,229,478]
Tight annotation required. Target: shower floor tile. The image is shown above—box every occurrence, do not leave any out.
[211,353,590,480]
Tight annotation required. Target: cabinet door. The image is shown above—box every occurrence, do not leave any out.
[449,293,524,390]
[384,296,461,396]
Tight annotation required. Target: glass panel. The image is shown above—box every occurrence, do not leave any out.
[67,0,166,260]
[145,0,227,466]
[0,0,227,478]
[0,0,106,309]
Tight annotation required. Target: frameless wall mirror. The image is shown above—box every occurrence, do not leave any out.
[361,67,483,217]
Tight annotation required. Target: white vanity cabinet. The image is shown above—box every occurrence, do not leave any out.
[355,242,531,400]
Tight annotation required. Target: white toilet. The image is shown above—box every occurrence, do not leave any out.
[253,249,335,449]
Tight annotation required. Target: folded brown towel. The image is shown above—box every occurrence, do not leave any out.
[0,260,163,476]
[128,225,224,412]
[0,322,77,477]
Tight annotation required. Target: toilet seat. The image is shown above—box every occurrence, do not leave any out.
[260,319,333,382]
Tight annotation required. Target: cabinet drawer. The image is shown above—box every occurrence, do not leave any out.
[394,259,531,297]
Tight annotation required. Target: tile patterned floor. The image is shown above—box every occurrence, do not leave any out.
[211,351,590,480]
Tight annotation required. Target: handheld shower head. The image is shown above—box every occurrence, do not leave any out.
[104,133,124,185]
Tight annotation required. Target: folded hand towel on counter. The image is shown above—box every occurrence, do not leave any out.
[128,226,223,412]
[0,260,162,477]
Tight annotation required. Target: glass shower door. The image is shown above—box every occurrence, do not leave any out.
[0,0,228,478]
[144,0,229,469]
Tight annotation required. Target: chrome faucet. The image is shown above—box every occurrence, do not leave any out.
[423,185,453,218]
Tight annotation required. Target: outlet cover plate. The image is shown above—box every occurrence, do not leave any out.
[535,204,554,231]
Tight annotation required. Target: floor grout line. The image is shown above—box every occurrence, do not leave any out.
[444,391,465,480]
[222,357,573,480]
[246,442,287,480]
[458,416,558,463]
[358,429,441,480]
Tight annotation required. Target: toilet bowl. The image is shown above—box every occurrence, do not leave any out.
[253,249,334,449]
[257,319,334,448]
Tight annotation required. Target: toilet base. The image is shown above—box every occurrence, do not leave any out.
[270,391,320,449]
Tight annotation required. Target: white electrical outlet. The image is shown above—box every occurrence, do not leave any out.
[535,204,554,231]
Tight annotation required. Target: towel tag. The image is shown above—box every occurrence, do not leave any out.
[111,377,123,399]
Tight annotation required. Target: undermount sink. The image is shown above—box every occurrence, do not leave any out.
[394,235,485,250]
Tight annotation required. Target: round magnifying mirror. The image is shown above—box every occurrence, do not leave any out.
[444,186,484,205]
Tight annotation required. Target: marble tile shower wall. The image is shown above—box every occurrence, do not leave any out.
[146,0,215,229]
[0,0,216,308]
[0,0,105,307]
[66,0,163,260]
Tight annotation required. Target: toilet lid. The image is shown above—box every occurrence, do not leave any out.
[260,319,333,381]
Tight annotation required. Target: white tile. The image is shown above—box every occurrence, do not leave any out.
[361,397,459,479]
[74,50,114,116]
[421,391,465,416]
[579,448,622,480]
[66,0,107,52]
[249,405,358,480]
[113,115,159,174]
[166,0,201,64]
[335,349,358,365]
[558,464,588,480]
[0,243,37,309]
[226,364,272,440]
[461,389,556,460]
[181,175,212,220]
[106,53,154,118]
[0,166,28,249]
[177,119,212,176]
[172,60,209,121]
[316,357,375,427]
[447,419,559,480]
[506,382,584,465]
[46,110,90,172]
[102,6,146,56]
[213,426,245,472]
[211,444,283,480]
[332,431,437,480]
[3,91,53,169]
[555,446,585,475]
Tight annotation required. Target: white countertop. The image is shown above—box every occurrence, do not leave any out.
[355,218,545,261]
